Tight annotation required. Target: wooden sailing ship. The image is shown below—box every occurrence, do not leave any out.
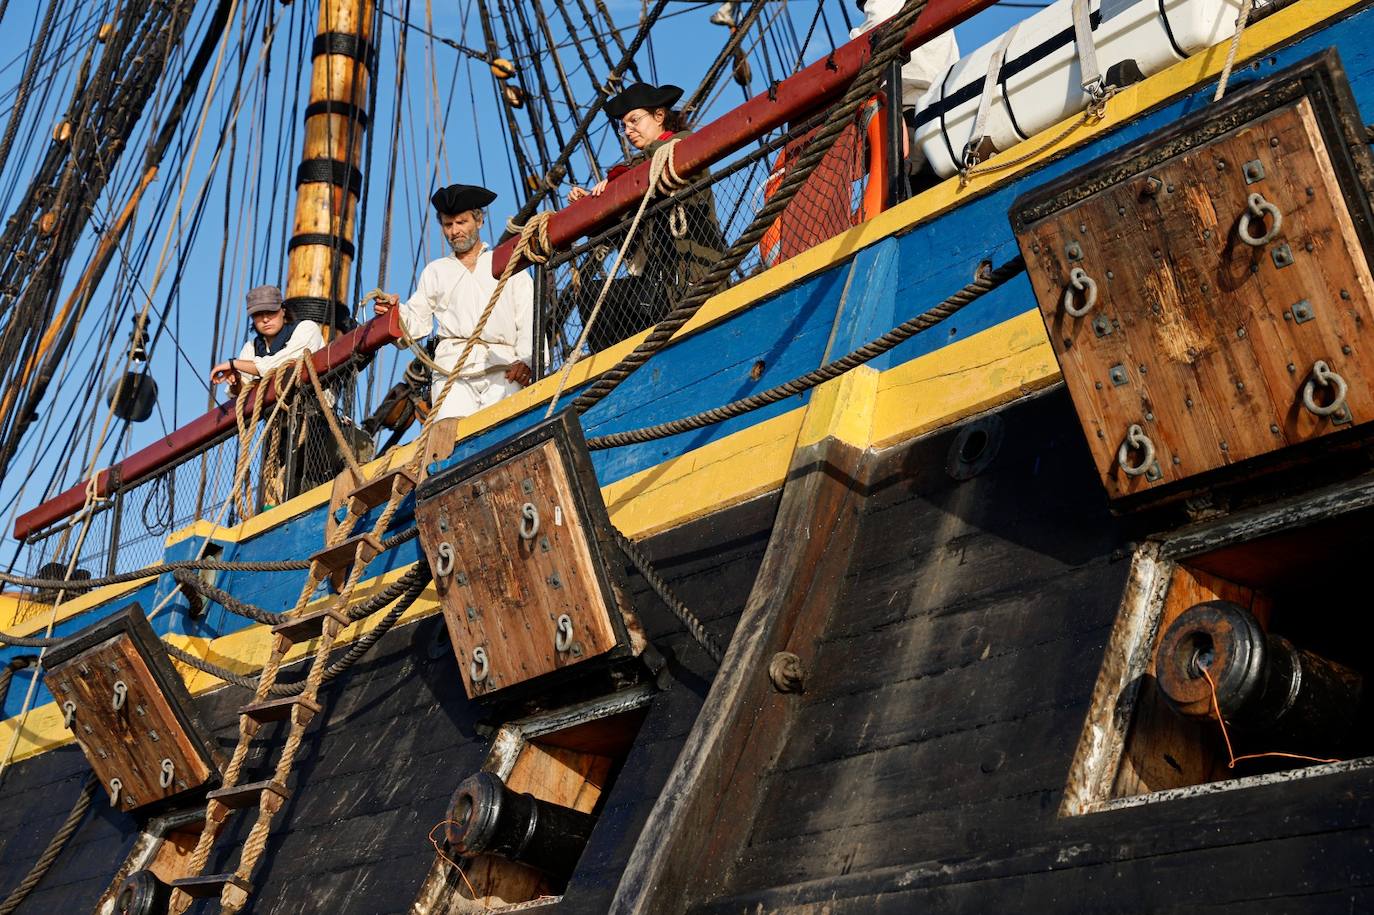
[0,0,1373,912]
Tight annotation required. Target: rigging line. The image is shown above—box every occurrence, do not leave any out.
[0,0,63,182]
[505,0,672,233]
[696,0,792,120]
[790,0,824,71]
[551,0,608,181]
[495,0,557,178]
[644,0,660,83]
[682,0,769,123]
[0,0,194,458]
[509,0,572,163]
[351,0,385,335]
[529,0,598,180]
[423,0,452,184]
[474,0,539,193]
[374,6,488,60]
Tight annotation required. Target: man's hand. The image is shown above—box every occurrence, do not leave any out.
[210,361,238,386]
[505,361,533,387]
[373,292,400,315]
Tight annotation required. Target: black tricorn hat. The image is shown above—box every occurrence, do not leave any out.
[605,82,683,120]
[431,183,497,216]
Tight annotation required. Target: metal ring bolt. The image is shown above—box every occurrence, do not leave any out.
[1117,423,1157,477]
[1062,267,1098,318]
[159,758,175,789]
[434,541,455,578]
[1238,192,1283,247]
[112,680,127,711]
[62,700,75,730]
[108,778,122,808]
[519,502,540,541]
[1303,360,1349,417]
[555,614,574,653]
[469,646,489,683]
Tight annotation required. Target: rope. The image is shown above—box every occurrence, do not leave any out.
[569,0,929,417]
[1212,0,1254,102]
[959,90,1114,188]
[586,257,1026,449]
[412,214,553,465]
[303,355,363,480]
[163,564,431,696]
[169,571,284,625]
[614,530,722,664]
[0,775,97,915]
[543,140,687,418]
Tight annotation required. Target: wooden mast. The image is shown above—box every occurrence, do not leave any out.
[284,0,376,338]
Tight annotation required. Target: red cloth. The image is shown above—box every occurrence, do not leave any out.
[606,131,677,181]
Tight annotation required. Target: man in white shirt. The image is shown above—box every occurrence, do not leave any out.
[376,183,534,421]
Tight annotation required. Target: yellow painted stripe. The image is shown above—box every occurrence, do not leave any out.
[5,0,1356,762]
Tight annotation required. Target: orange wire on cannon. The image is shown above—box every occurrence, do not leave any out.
[427,820,485,904]
[1198,665,1341,769]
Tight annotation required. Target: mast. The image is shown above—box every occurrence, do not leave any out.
[283,0,376,338]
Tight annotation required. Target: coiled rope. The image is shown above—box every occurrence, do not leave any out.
[586,257,1026,449]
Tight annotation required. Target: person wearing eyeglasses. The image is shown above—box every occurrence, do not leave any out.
[564,83,725,353]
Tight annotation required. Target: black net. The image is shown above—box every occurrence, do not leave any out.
[537,95,887,376]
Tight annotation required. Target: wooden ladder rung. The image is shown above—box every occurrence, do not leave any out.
[309,532,384,579]
[171,872,252,899]
[207,779,290,810]
[241,694,322,729]
[271,606,351,644]
[347,467,417,514]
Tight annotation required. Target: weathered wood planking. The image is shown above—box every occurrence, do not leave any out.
[1014,56,1374,502]
[42,606,221,814]
[416,413,644,699]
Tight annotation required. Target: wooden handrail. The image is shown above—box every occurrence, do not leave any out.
[13,309,404,541]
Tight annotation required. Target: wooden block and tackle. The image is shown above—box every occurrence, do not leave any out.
[1011,53,1374,506]
[41,603,224,813]
[414,410,647,700]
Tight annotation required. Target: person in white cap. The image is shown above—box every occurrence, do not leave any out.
[209,285,325,389]
[375,183,534,421]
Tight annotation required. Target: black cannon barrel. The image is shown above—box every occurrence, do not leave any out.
[1156,600,1364,752]
[445,771,598,880]
[114,869,172,915]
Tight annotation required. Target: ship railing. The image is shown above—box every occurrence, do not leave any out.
[532,84,904,378]
[7,311,404,588]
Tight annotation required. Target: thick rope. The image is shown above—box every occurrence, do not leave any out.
[1212,0,1254,102]
[163,564,430,697]
[586,257,1026,449]
[614,530,723,664]
[411,213,553,467]
[0,775,97,915]
[303,356,363,481]
[959,91,1114,188]
[544,139,687,418]
[569,0,928,417]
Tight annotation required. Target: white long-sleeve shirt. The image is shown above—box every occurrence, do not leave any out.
[852,0,959,105]
[236,320,325,377]
[399,247,533,378]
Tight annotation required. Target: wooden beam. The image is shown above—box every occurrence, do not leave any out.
[607,385,871,912]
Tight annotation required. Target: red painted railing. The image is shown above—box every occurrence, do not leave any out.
[492,0,996,276]
[13,309,404,541]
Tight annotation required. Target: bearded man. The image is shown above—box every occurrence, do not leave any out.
[375,183,534,420]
